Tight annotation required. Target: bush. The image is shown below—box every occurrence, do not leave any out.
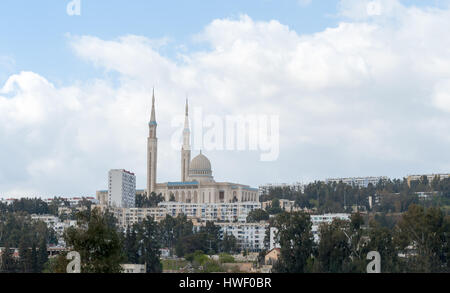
[219,253,235,264]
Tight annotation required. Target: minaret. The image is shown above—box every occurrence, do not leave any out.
[147,89,158,195]
[181,97,191,182]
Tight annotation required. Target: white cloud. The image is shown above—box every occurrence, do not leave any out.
[298,0,312,7]
[2,3,450,197]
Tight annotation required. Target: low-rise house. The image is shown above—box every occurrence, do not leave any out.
[265,248,280,265]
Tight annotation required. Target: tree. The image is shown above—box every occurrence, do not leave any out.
[201,221,221,254]
[158,215,176,251]
[37,238,48,273]
[136,217,162,273]
[315,219,352,273]
[123,226,139,264]
[271,212,315,273]
[18,237,31,273]
[42,253,69,273]
[366,220,400,273]
[136,192,164,208]
[222,233,239,254]
[395,204,449,272]
[176,233,207,257]
[247,209,269,223]
[64,209,124,273]
[0,244,17,273]
[30,242,38,273]
[266,198,284,215]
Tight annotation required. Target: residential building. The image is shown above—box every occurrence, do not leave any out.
[310,213,351,242]
[30,214,77,244]
[94,201,261,230]
[406,174,450,187]
[159,201,261,223]
[261,199,298,212]
[108,169,136,208]
[216,222,269,251]
[96,190,108,206]
[325,177,389,188]
[259,182,304,196]
[264,248,281,265]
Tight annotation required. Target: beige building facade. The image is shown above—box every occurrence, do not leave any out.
[407,173,450,187]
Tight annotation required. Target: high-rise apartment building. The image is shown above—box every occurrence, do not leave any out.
[108,169,136,208]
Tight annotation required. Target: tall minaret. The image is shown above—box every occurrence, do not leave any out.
[147,89,158,195]
[181,98,191,182]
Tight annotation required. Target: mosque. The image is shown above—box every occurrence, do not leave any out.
[146,90,259,203]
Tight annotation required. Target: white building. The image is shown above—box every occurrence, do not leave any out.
[95,201,261,230]
[159,201,261,223]
[107,206,166,230]
[108,169,136,208]
[310,213,351,242]
[217,222,269,251]
[269,227,281,251]
[31,214,77,244]
[259,182,304,196]
[325,177,388,188]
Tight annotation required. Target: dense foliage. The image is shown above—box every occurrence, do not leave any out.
[262,177,450,215]
[270,205,449,273]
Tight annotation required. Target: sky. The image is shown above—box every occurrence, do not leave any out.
[1,0,450,198]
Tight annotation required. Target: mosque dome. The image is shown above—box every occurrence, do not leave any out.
[189,152,214,183]
[190,153,211,172]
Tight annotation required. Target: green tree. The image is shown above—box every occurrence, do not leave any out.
[64,209,124,273]
[37,238,48,273]
[365,220,400,273]
[158,215,177,251]
[222,233,239,254]
[201,221,221,254]
[30,242,38,273]
[136,217,162,273]
[18,237,31,273]
[42,253,69,273]
[123,226,139,264]
[271,212,315,273]
[136,192,164,208]
[0,244,17,273]
[247,209,270,223]
[395,204,449,272]
[315,219,353,273]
